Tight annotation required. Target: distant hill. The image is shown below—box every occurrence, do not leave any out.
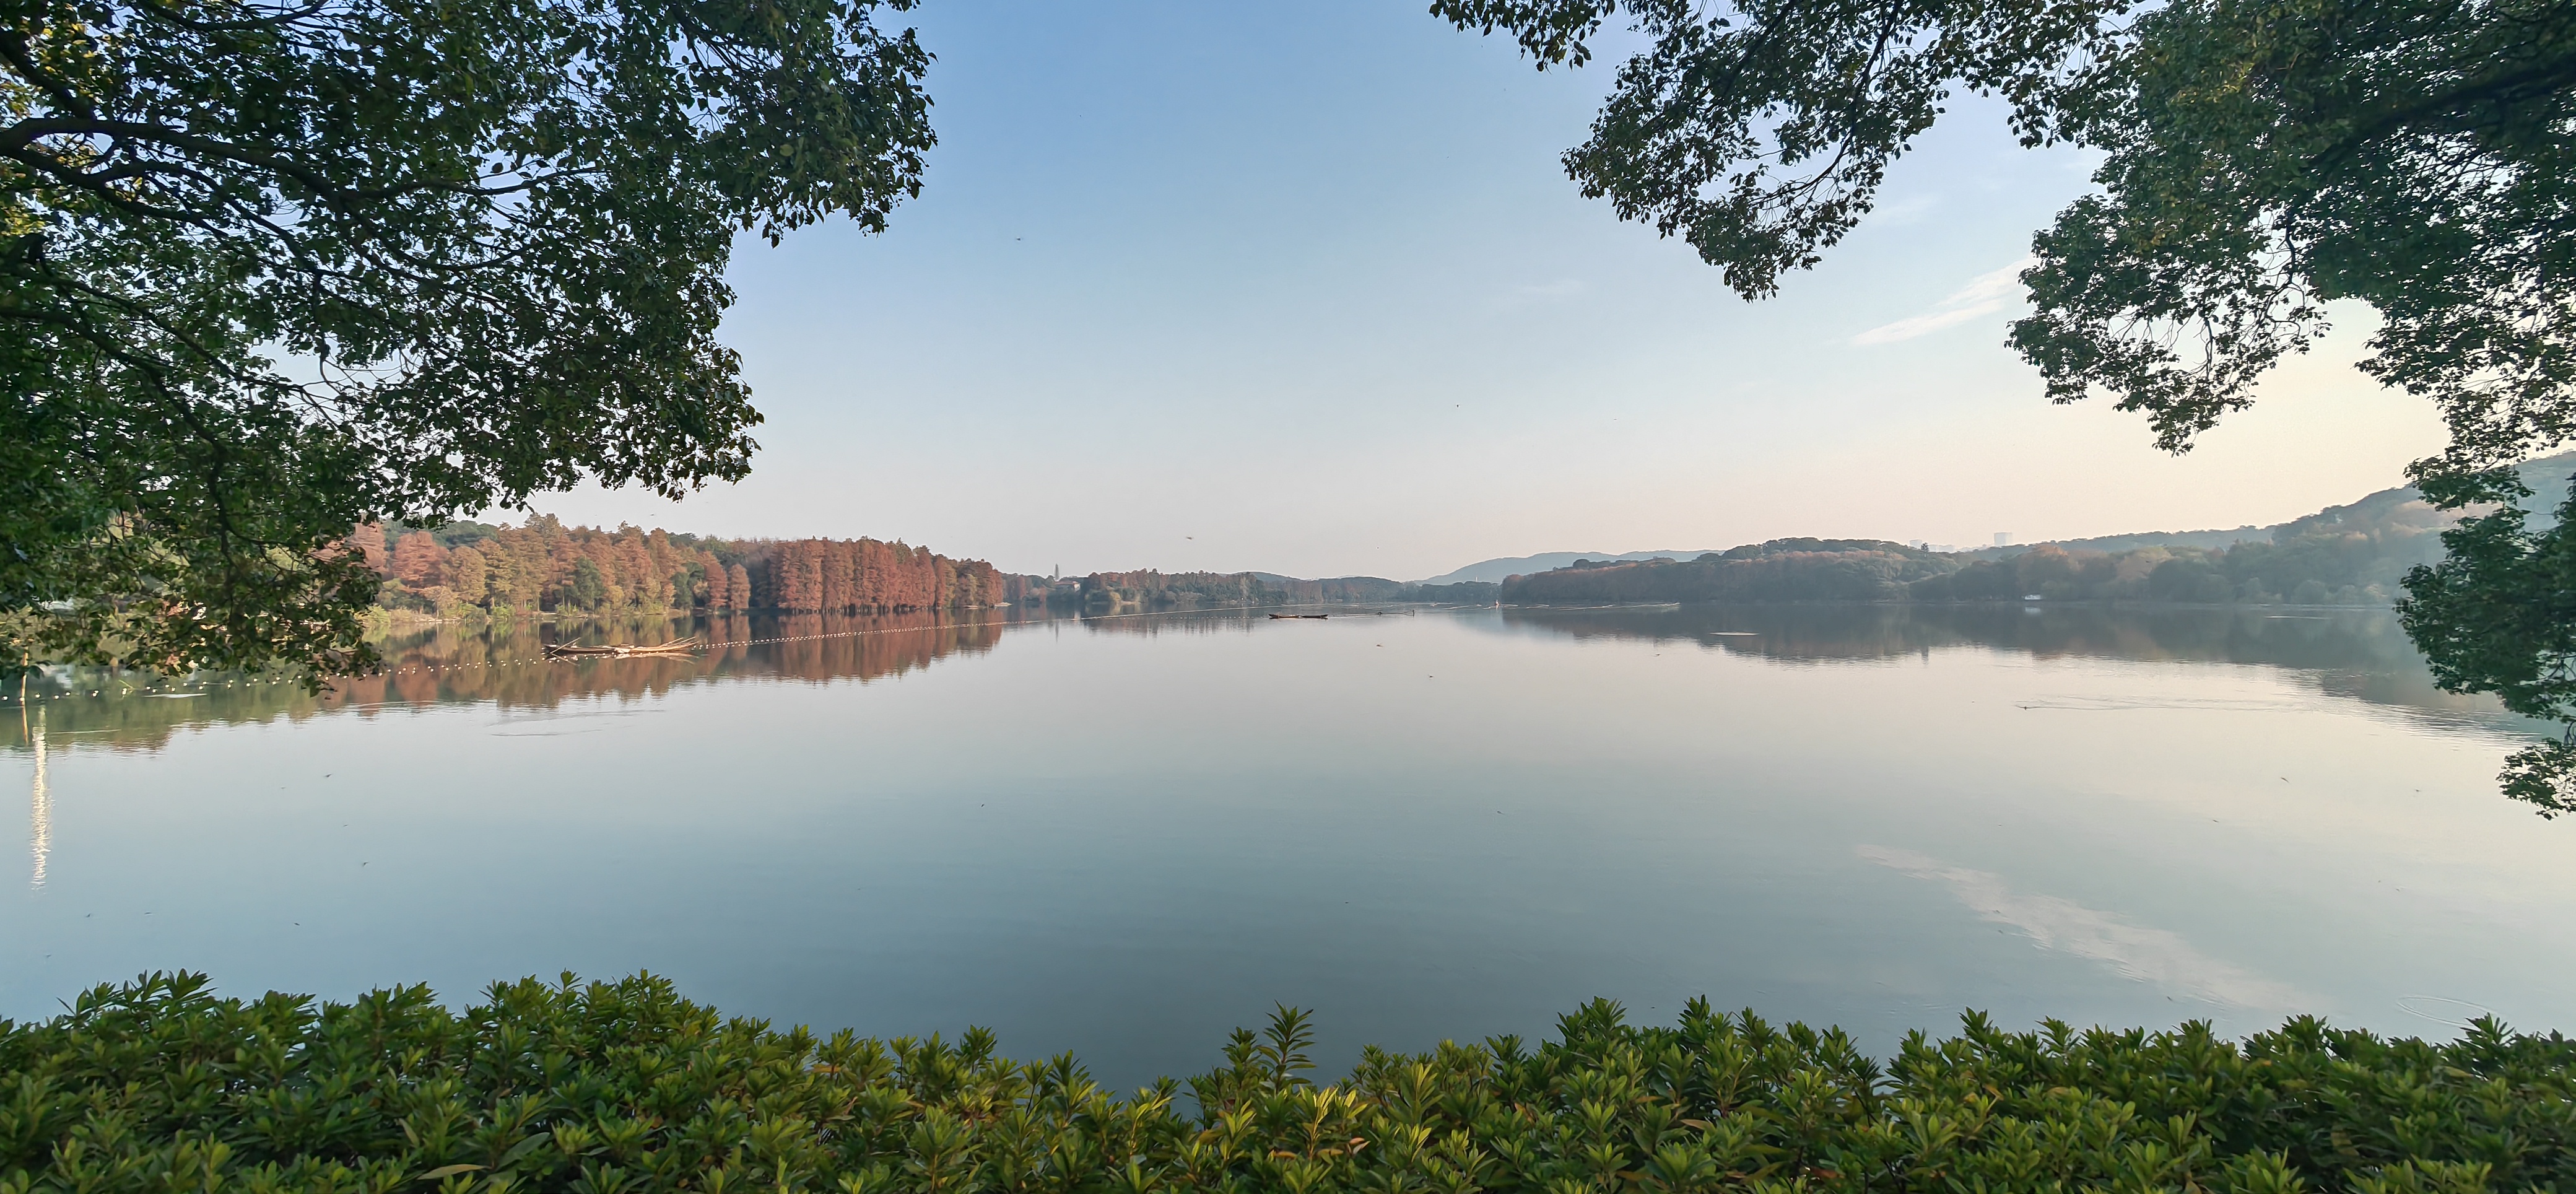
[1497,451,2576,608]
[1415,549,1721,586]
[1997,526,2270,555]
[1500,541,1956,606]
[1973,450,2576,559]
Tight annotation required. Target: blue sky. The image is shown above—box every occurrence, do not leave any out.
[533,0,2445,581]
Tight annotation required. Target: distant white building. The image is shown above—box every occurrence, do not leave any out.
[1993,531,2012,546]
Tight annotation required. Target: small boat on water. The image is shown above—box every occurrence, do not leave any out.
[543,637,704,658]
[1266,614,1329,620]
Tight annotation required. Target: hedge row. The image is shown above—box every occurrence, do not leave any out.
[2,972,2570,1194]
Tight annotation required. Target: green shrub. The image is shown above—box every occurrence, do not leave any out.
[3,973,2570,1194]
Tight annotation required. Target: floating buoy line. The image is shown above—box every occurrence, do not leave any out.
[0,604,1355,705]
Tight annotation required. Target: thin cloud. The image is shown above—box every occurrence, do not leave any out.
[1490,277,1590,314]
[1873,193,1942,227]
[1510,278,1588,300]
[1852,258,2037,346]
[1858,845,2308,1010]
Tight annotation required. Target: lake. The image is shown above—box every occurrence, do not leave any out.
[5,604,2571,1089]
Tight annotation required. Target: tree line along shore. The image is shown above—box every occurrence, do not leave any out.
[375,455,2572,620]
[360,519,1502,620]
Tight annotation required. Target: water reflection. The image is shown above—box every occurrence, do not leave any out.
[1,609,1046,755]
[24,707,45,889]
[1492,604,2539,735]
[0,604,2544,758]
[1856,844,2310,1011]
[4,599,2569,1084]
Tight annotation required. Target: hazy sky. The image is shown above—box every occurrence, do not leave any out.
[530,1,2448,581]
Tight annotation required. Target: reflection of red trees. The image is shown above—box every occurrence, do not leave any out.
[762,614,1007,683]
[320,611,1023,714]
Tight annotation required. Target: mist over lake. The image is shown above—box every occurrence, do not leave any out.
[7,604,2565,1091]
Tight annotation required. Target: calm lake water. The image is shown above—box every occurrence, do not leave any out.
[6,604,2571,1087]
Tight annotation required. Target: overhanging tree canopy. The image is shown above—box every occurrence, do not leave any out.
[1,0,933,676]
[1435,0,2576,806]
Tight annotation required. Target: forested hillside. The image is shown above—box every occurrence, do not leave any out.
[1913,466,2510,604]
[1416,549,1720,586]
[1502,454,2576,608]
[1914,502,2445,604]
[1076,570,1287,609]
[1499,541,1957,604]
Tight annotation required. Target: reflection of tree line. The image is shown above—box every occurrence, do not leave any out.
[2,606,1364,754]
[1058,608,1390,637]
[16,604,2513,756]
[1495,604,2537,730]
[1,610,1042,754]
